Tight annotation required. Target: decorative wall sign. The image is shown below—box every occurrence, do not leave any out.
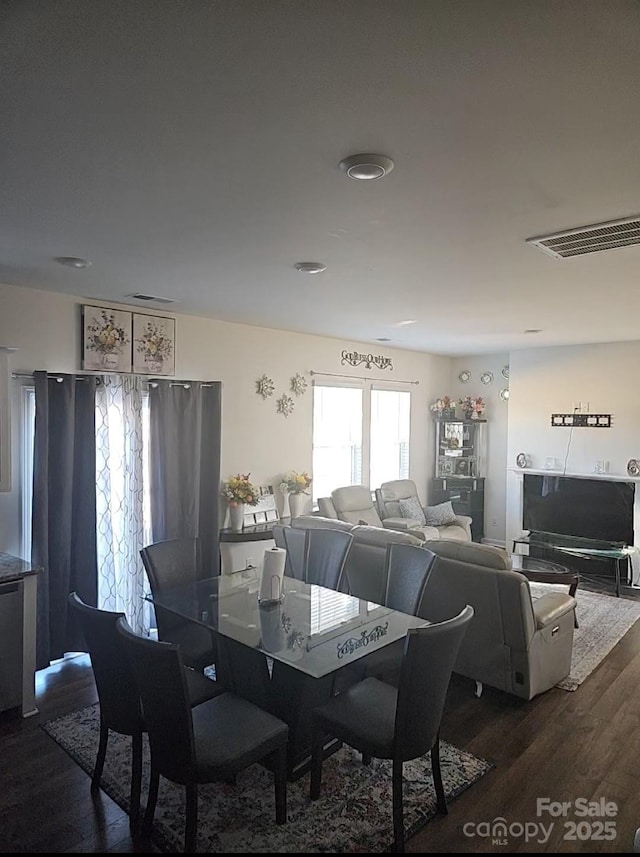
[341,349,393,371]
[290,373,308,396]
[132,313,175,375]
[276,394,295,417]
[551,413,611,428]
[82,305,132,372]
[256,374,275,399]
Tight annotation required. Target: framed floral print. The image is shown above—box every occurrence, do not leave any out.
[82,305,132,372]
[132,313,175,375]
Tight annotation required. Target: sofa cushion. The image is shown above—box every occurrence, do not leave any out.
[399,496,426,525]
[351,525,424,548]
[291,515,354,532]
[424,501,458,527]
[423,539,511,570]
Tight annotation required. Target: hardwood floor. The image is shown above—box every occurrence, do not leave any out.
[1,595,640,853]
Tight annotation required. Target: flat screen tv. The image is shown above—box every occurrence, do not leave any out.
[522,475,634,545]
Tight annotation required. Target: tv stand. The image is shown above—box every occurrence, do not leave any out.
[513,531,632,597]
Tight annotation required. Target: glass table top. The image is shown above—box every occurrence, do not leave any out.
[146,568,427,679]
[514,531,629,558]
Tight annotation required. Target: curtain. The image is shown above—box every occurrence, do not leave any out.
[149,381,222,576]
[31,372,98,669]
[95,374,149,635]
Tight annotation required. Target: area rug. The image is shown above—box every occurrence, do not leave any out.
[529,583,640,691]
[42,703,492,853]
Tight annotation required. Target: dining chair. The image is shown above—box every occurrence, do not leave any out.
[68,592,222,833]
[360,543,437,685]
[282,526,353,591]
[271,524,293,578]
[310,605,474,853]
[140,537,218,672]
[116,617,289,852]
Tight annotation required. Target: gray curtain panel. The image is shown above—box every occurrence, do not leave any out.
[148,381,222,576]
[31,372,98,668]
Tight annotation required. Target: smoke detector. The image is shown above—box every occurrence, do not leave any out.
[339,153,394,180]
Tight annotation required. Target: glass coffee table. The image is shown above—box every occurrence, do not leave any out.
[509,553,580,628]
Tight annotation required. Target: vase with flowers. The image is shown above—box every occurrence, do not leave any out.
[280,470,312,518]
[459,396,485,420]
[430,395,455,419]
[222,473,260,531]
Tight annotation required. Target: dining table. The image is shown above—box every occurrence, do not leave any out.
[146,566,428,780]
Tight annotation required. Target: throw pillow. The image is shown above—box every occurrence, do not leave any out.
[424,501,458,527]
[398,496,426,525]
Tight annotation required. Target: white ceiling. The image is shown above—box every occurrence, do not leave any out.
[1,0,639,356]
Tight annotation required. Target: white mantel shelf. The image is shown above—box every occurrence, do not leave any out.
[508,468,640,483]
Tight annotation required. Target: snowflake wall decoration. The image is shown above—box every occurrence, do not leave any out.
[256,374,275,399]
[276,394,295,417]
[290,373,308,397]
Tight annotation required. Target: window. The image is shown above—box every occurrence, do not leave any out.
[312,382,410,502]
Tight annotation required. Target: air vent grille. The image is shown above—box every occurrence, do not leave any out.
[127,293,178,304]
[527,216,640,259]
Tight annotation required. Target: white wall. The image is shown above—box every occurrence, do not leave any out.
[505,341,640,549]
[0,282,450,562]
[449,353,510,545]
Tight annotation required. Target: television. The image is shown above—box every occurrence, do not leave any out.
[522,475,634,545]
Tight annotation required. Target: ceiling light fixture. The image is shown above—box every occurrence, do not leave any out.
[375,337,392,342]
[394,319,417,327]
[339,153,394,181]
[295,262,326,274]
[54,256,92,268]
[524,329,542,334]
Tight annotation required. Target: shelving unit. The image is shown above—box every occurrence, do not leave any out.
[431,417,487,541]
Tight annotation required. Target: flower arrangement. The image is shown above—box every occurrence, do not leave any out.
[135,319,173,365]
[430,395,453,414]
[86,309,129,355]
[459,395,485,417]
[222,473,260,506]
[280,470,312,495]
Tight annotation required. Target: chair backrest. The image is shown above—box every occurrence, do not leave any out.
[116,617,196,783]
[377,479,421,520]
[330,485,383,527]
[67,592,142,736]
[282,526,353,590]
[395,605,474,761]
[304,528,353,590]
[317,497,338,518]
[272,525,292,577]
[384,543,436,615]
[140,538,201,639]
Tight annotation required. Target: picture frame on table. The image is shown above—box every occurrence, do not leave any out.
[82,305,132,372]
[132,313,176,376]
[455,458,469,476]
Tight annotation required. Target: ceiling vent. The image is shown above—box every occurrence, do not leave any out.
[126,293,178,304]
[527,216,640,259]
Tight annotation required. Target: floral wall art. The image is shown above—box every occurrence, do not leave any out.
[132,313,175,375]
[82,305,132,372]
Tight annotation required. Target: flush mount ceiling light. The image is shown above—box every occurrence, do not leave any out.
[339,153,394,180]
[524,329,542,334]
[54,256,92,268]
[393,319,417,327]
[295,262,326,274]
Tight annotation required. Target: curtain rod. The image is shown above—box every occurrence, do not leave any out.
[12,372,215,387]
[309,370,419,385]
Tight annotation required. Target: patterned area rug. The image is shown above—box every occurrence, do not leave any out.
[529,583,640,691]
[42,704,492,853]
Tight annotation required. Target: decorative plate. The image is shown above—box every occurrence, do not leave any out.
[502,365,509,379]
[480,372,494,385]
[256,374,275,399]
[516,452,528,468]
[458,370,471,383]
[627,459,640,477]
[290,373,308,397]
[500,387,510,401]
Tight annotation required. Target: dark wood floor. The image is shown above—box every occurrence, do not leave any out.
[2,588,640,853]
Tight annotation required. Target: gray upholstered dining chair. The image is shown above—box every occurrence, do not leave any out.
[281,526,353,591]
[68,592,221,834]
[116,617,289,853]
[310,605,474,853]
[140,537,218,672]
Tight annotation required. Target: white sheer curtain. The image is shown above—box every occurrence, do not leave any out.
[95,375,150,635]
